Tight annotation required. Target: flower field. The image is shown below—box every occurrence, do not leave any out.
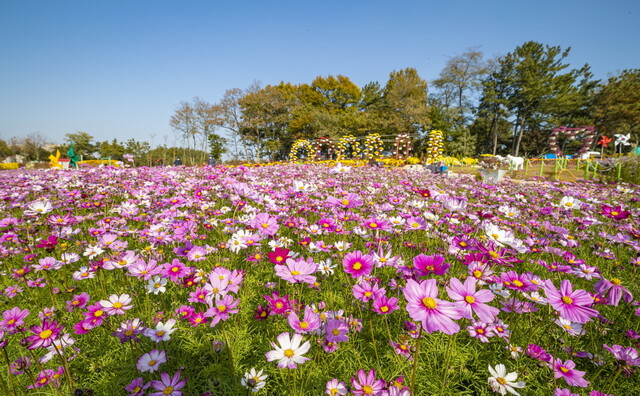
[0,163,639,395]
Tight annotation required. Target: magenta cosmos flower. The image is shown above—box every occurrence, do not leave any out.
[343,250,374,278]
[550,358,589,387]
[594,278,633,306]
[543,280,598,324]
[0,307,29,333]
[23,319,63,350]
[413,254,450,276]
[446,277,499,323]
[403,278,462,335]
[351,369,386,395]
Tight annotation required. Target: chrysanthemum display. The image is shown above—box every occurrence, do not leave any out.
[336,135,361,160]
[394,133,412,158]
[363,133,384,160]
[289,139,316,162]
[424,129,444,164]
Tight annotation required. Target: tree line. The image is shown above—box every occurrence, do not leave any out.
[2,41,638,163]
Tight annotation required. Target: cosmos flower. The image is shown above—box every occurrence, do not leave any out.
[148,371,187,396]
[343,250,374,278]
[240,367,268,392]
[265,332,310,369]
[550,358,589,387]
[487,364,525,395]
[543,280,598,324]
[136,349,167,373]
[403,278,462,335]
[351,369,386,395]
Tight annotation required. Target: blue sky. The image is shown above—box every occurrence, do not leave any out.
[1,0,638,147]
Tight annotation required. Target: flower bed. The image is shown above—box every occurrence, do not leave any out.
[0,165,638,395]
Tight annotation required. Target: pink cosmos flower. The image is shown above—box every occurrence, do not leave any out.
[413,254,450,276]
[204,295,240,327]
[162,259,190,282]
[0,307,29,333]
[325,379,348,395]
[361,216,391,232]
[446,277,499,323]
[543,280,599,324]
[275,257,317,285]
[594,278,633,306]
[263,291,292,316]
[327,193,363,209]
[372,295,399,315]
[352,280,386,302]
[600,205,630,220]
[351,369,386,396]
[343,250,374,278]
[324,319,349,343]
[251,213,279,236]
[148,371,187,396]
[125,377,150,396]
[403,278,462,335]
[65,292,90,312]
[550,358,589,387]
[287,306,321,334]
[603,344,640,366]
[136,349,167,373]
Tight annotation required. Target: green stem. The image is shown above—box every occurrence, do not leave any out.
[410,326,423,394]
[1,349,14,396]
[606,365,624,394]
[369,315,381,370]
[442,333,457,387]
[54,346,75,392]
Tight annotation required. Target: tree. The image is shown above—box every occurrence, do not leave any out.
[65,131,96,159]
[484,41,594,156]
[0,139,9,158]
[96,139,125,159]
[170,97,226,164]
[432,49,489,126]
[382,68,430,136]
[593,69,640,148]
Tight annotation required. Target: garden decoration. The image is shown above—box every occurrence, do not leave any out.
[67,143,80,169]
[288,139,316,162]
[548,126,596,157]
[394,133,412,159]
[313,136,335,160]
[424,130,444,165]
[597,135,613,155]
[477,155,510,183]
[336,135,360,160]
[48,150,62,169]
[363,133,384,160]
[505,154,524,170]
[614,133,631,154]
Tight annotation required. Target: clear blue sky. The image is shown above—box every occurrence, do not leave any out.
[1,0,638,147]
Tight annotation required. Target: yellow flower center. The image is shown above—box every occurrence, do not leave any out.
[291,270,300,275]
[299,321,309,329]
[148,360,156,366]
[94,310,104,317]
[611,278,622,285]
[422,297,437,309]
[283,349,295,358]
[561,296,573,305]
[497,377,507,385]
[611,211,619,216]
[156,330,165,337]
[560,366,569,373]
[380,306,389,313]
[459,242,467,247]
[39,329,53,339]
[218,305,227,312]
[465,295,475,304]
[341,199,349,206]
[473,270,482,278]
[489,251,499,259]
[163,386,174,394]
[352,262,362,270]
[369,222,378,228]
[362,385,374,394]
[512,280,524,288]
[112,302,123,309]
[332,329,340,336]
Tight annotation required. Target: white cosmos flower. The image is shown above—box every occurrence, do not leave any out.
[488,364,525,395]
[331,163,351,173]
[240,367,268,392]
[265,332,310,369]
[559,196,581,210]
[483,223,515,246]
[146,276,167,295]
[25,200,54,216]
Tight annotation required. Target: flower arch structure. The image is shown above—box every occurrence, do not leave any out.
[549,127,596,157]
[289,140,317,162]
